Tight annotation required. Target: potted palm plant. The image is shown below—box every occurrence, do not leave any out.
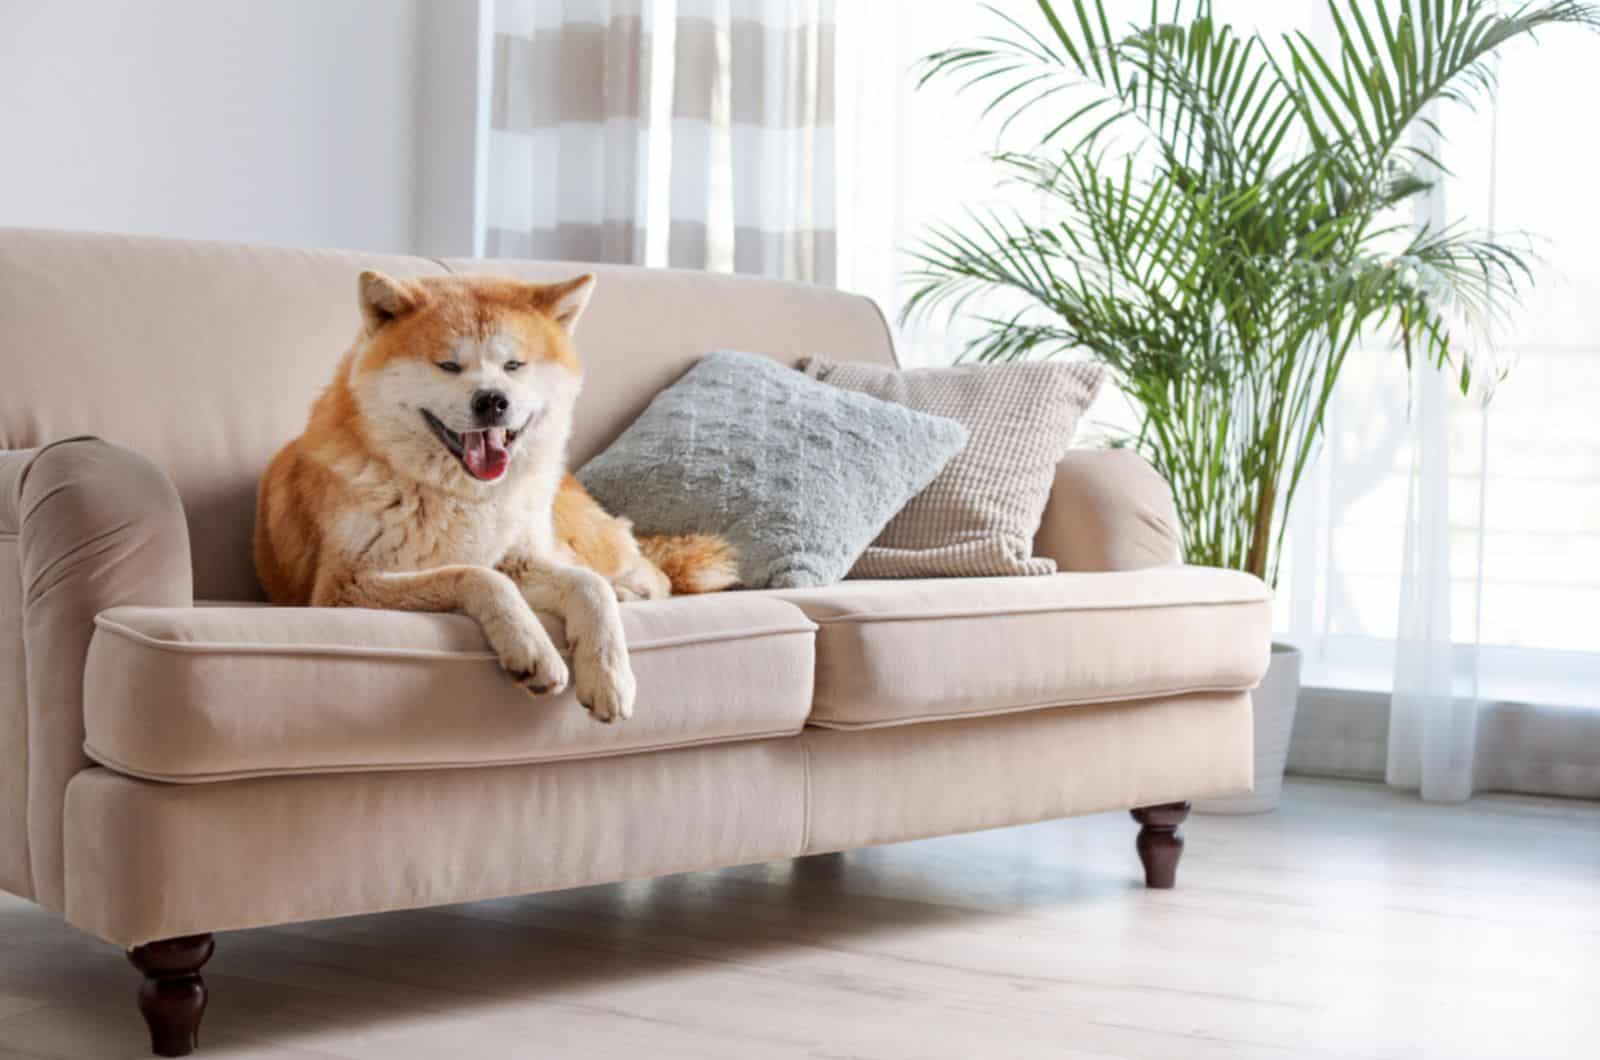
[908,0,1598,811]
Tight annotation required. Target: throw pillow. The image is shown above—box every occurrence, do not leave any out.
[800,356,1104,577]
[577,350,969,589]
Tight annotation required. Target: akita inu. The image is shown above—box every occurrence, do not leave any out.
[254,271,737,722]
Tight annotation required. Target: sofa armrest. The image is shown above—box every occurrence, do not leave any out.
[1033,449,1181,572]
[0,438,191,909]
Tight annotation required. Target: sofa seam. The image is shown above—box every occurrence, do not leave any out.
[81,722,810,785]
[92,614,817,660]
[803,596,1270,625]
[804,682,1257,731]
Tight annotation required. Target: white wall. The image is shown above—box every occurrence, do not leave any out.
[0,0,428,253]
[415,0,493,258]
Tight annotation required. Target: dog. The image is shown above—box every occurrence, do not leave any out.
[254,270,737,722]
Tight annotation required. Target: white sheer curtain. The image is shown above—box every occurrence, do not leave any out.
[834,1,1600,801]
[834,0,1003,364]
[1283,20,1600,801]
[1385,104,1484,803]
[1388,356,1480,801]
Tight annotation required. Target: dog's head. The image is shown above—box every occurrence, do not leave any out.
[347,271,594,490]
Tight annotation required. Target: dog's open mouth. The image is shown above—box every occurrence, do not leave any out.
[421,410,525,482]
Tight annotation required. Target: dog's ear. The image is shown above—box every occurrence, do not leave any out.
[358,270,423,330]
[535,274,596,332]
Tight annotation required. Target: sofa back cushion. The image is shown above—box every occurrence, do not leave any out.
[0,229,896,599]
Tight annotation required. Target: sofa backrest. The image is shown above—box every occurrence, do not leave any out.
[0,229,897,600]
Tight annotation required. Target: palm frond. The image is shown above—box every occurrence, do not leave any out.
[907,0,1598,581]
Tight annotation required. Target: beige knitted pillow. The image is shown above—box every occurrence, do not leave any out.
[801,357,1104,577]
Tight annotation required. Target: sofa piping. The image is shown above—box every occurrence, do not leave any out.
[806,683,1261,732]
[82,722,810,785]
[92,614,817,661]
[799,594,1270,626]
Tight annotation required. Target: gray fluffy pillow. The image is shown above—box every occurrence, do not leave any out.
[577,350,968,588]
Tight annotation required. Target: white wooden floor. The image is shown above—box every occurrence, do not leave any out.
[0,778,1595,1060]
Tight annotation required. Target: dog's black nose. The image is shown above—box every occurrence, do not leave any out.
[471,389,511,425]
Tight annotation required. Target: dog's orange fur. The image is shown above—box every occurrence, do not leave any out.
[254,271,736,723]
[637,532,742,596]
[550,471,739,598]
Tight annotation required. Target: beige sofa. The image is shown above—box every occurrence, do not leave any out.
[0,228,1269,1057]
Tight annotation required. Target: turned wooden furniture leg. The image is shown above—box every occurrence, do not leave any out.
[127,933,215,1057]
[1131,802,1191,889]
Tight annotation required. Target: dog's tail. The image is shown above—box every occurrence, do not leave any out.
[638,534,740,595]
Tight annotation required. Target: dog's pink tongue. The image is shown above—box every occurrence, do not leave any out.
[462,428,510,481]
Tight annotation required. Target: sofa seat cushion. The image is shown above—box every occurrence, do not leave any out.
[767,567,1271,729]
[83,596,816,783]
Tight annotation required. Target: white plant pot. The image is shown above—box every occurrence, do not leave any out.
[1193,642,1301,815]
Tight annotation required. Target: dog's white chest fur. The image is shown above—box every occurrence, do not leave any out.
[334,468,556,573]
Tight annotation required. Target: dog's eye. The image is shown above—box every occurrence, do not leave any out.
[436,361,463,374]
[504,360,524,373]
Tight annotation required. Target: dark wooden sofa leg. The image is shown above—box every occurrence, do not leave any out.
[127,934,215,1057]
[1131,802,1190,889]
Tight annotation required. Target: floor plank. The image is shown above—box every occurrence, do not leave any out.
[0,778,1594,1059]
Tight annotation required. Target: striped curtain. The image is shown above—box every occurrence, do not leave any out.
[487,0,836,283]
[670,0,836,283]
[487,0,653,262]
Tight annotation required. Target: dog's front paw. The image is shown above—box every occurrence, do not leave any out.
[575,647,636,723]
[485,615,569,697]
